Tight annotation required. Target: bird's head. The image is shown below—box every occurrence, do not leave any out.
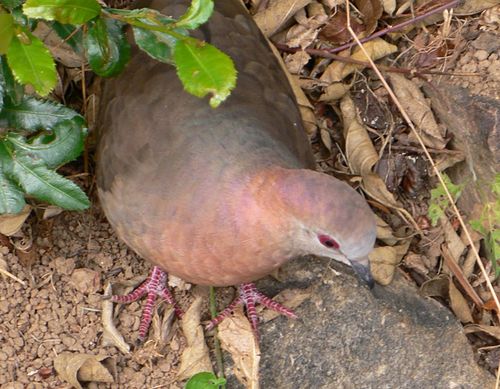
[272,168,377,288]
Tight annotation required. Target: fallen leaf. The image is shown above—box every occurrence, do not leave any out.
[42,205,64,219]
[440,216,466,264]
[455,0,500,16]
[370,241,410,285]
[420,275,449,299]
[254,0,312,37]
[464,324,500,340]
[319,9,364,45]
[389,74,447,149]
[448,278,473,323]
[340,95,378,176]
[259,288,312,322]
[177,293,213,381]
[321,39,397,82]
[218,307,261,389]
[354,0,383,36]
[0,205,31,236]
[54,352,115,389]
[319,82,352,101]
[285,51,311,74]
[101,283,131,354]
[381,0,396,15]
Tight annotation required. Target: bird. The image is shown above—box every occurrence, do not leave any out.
[97,0,377,341]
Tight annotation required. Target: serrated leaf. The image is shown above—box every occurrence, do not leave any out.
[0,13,15,55]
[5,148,89,210]
[175,0,213,29]
[0,143,25,214]
[6,33,56,96]
[185,372,226,389]
[84,18,130,77]
[0,55,24,104]
[50,21,84,54]
[174,38,236,108]
[0,95,81,131]
[7,117,86,168]
[0,0,24,9]
[132,26,174,63]
[23,0,101,25]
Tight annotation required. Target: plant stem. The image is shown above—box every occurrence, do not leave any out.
[209,286,226,385]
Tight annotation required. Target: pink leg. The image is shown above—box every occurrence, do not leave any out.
[207,283,297,336]
[111,266,183,341]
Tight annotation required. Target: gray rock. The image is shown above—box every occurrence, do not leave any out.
[227,257,493,388]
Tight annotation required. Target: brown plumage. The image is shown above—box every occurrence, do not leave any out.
[97,0,376,338]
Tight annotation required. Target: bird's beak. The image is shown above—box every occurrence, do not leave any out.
[350,256,375,289]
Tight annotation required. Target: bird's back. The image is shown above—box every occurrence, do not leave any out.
[97,0,316,284]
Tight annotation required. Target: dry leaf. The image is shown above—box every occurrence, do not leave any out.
[448,279,473,323]
[370,241,410,285]
[34,22,85,68]
[340,95,378,176]
[254,0,312,37]
[285,8,327,49]
[420,275,449,298]
[319,82,352,101]
[319,10,355,45]
[218,307,261,389]
[54,352,115,389]
[101,283,130,354]
[464,324,500,340]
[440,216,466,264]
[454,0,500,16]
[285,51,311,74]
[42,205,64,219]
[177,293,213,381]
[375,215,399,246]
[258,288,312,322]
[320,39,397,82]
[381,0,396,15]
[354,0,383,36]
[268,45,317,136]
[0,205,31,236]
[389,74,447,149]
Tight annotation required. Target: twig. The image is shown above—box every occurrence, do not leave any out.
[344,1,500,321]
[327,0,461,54]
[276,43,480,78]
[0,267,26,286]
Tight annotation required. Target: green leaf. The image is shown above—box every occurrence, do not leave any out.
[185,372,226,389]
[2,142,89,210]
[0,0,24,9]
[6,32,56,96]
[428,174,463,226]
[174,38,236,108]
[0,143,25,214]
[84,18,131,77]
[7,116,86,168]
[133,25,175,63]
[0,95,81,131]
[0,55,24,104]
[0,13,15,55]
[175,0,214,29]
[50,21,84,54]
[23,0,101,25]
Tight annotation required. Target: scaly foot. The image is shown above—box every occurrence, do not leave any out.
[207,283,297,336]
[111,266,183,341]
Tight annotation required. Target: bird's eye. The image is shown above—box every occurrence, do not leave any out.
[318,234,339,249]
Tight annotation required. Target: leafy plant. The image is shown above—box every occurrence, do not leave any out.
[185,372,226,389]
[470,174,500,276]
[428,174,464,226]
[0,0,237,216]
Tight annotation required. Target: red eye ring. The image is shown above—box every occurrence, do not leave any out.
[318,234,340,249]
